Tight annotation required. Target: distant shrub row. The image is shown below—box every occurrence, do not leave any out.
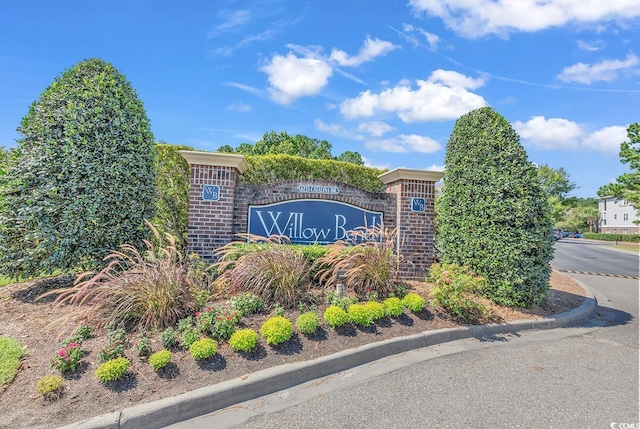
[583,233,640,243]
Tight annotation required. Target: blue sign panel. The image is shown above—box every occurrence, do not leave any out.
[411,197,425,212]
[248,199,383,245]
[202,185,220,201]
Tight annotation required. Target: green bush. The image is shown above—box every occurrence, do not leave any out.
[0,58,156,277]
[189,338,218,360]
[0,336,26,388]
[364,301,385,321]
[229,329,259,352]
[61,325,93,346]
[148,350,172,371]
[95,357,130,383]
[36,375,64,399]
[323,305,350,328]
[180,328,200,350]
[159,327,178,349]
[583,232,640,243]
[402,293,426,313]
[347,303,373,327]
[383,297,404,317]
[436,107,553,307]
[260,316,293,345]
[243,155,386,193]
[228,292,265,316]
[295,311,319,334]
[134,332,153,357]
[428,263,490,323]
[326,291,358,311]
[50,342,84,372]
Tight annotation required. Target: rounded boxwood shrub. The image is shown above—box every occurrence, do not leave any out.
[437,107,553,307]
[189,338,218,360]
[323,305,349,328]
[95,357,130,383]
[364,301,385,321]
[402,293,425,313]
[347,303,373,327]
[148,350,172,371]
[383,297,404,317]
[295,311,319,334]
[260,316,293,345]
[228,329,259,352]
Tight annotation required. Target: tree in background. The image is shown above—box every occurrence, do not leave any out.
[0,58,156,277]
[154,143,192,251]
[436,107,553,307]
[598,123,640,213]
[219,131,364,165]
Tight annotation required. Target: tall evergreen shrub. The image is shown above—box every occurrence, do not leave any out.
[436,107,553,307]
[0,58,156,276]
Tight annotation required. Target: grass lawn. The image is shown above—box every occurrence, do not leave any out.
[614,243,640,253]
[0,336,26,389]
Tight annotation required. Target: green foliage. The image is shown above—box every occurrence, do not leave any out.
[98,337,125,363]
[402,293,426,313]
[214,241,311,308]
[436,107,553,307]
[228,329,259,352]
[36,374,64,399]
[148,350,172,371]
[347,303,374,327]
[0,58,156,277]
[95,357,130,383]
[260,316,293,345]
[555,203,599,232]
[189,338,218,360]
[180,328,200,350]
[583,232,640,242]
[315,226,399,300]
[177,316,194,333]
[61,324,92,346]
[427,263,490,323]
[323,305,350,328]
[228,292,265,316]
[243,155,386,193]
[598,123,640,208]
[50,342,83,372]
[537,164,576,199]
[153,143,192,251]
[295,311,319,334]
[326,291,358,311]
[383,297,404,317]
[0,336,26,388]
[196,306,239,341]
[53,223,197,331]
[134,332,152,357]
[159,328,178,349]
[364,301,385,320]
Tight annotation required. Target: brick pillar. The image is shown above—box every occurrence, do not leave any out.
[179,151,248,261]
[379,168,444,280]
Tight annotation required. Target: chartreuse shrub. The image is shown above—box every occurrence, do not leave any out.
[437,107,553,307]
[383,297,404,317]
[36,374,64,399]
[229,329,259,352]
[323,306,349,328]
[148,350,172,371]
[0,58,156,278]
[295,311,319,334]
[347,304,373,327]
[0,336,26,388]
[364,301,385,321]
[428,263,490,323]
[189,338,218,360]
[53,223,197,331]
[402,293,425,313]
[95,357,130,383]
[260,316,293,345]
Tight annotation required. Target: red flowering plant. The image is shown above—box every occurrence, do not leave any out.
[196,305,239,341]
[50,342,83,373]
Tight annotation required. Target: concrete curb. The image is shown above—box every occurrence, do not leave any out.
[60,280,597,429]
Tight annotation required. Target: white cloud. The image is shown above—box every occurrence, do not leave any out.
[227,82,263,95]
[556,53,640,84]
[340,69,486,122]
[227,102,251,112]
[582,125,627,154]
[358,121,395,137]
[330,36,399,67]
[261,53,333,104]
[425,163,445,172]
[514,116,627,154]
[577,39,606,52]
[362,156,390,170]
[365,134,442,153]
[409,0,640,38]
[314,119,364,140]
[400,23,441,50]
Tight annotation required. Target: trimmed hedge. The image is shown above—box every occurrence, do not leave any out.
[583,233,640,242]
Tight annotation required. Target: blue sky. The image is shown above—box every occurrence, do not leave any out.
[1,1,639,198]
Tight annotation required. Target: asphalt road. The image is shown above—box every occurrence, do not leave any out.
[172,245,639,429]
[552,238,639,278]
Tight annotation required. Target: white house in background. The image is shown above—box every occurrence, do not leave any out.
[597,197,639,234]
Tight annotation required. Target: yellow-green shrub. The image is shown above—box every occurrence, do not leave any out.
[189,338,218,360]
[383,297,404,317]
[260,316,293,345]
[323,305,349,328]
[402,293,425,313]
[95,357,130,383]
[36,374,64,399]
[295,311,319,334]
[229,329,259,352]
[148,350,172,371]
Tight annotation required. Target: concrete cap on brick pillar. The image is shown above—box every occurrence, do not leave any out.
[179,150,249,173]
[378,167,444,184]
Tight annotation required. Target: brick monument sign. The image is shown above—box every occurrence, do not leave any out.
[180,151,443,280]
